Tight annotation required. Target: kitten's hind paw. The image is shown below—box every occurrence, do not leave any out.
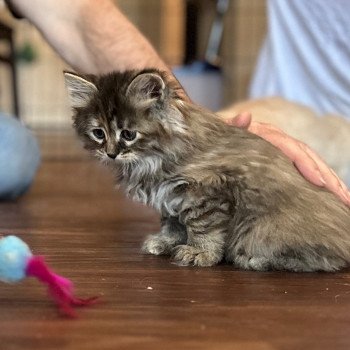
[142,234,174,256]
[172,245,220,267]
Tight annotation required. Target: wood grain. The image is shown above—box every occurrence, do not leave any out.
[0,157,350,350]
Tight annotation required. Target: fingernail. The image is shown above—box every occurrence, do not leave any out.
[339,189,350,206]
[343,185,350,197]
[339,179,350,193]
[318,173,327,185]
[346,191,350,206]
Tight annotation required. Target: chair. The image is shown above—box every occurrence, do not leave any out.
[0,20,20,118]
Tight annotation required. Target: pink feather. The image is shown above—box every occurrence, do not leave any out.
[26,256,98,317]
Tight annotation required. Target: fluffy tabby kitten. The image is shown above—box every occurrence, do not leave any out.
[64,69,350,272]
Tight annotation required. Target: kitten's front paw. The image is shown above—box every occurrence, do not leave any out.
[172,245,220,267]
[142,234,173,256]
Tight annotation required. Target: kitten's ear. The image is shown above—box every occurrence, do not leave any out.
[64,72,98,108]
[126,72,166,107]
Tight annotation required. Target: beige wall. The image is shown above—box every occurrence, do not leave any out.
[0,8,71,126]
[0,0,266,127]
[117,0,185,65]
[0,1,185,126]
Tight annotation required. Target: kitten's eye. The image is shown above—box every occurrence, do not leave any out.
[92,128,105,140]
[121,129,137,141]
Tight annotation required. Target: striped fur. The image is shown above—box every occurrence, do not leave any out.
[65,69,350,271]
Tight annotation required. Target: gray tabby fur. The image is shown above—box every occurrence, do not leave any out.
[64,69,350,272]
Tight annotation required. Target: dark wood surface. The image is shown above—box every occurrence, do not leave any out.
[1,156,350,350]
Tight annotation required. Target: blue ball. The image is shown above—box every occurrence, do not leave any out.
[0,114,41,199]
[0,236,33,283]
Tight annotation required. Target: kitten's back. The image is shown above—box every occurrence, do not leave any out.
[181,114,350,271]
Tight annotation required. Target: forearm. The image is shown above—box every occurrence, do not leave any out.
[11,0,169,74]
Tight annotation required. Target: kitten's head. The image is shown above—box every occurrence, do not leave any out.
[64,69,189,169]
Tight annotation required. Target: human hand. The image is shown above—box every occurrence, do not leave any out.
[227,112,350,207]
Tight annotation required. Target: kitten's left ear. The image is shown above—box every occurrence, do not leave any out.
[126,72,166,107]
[64,72,98,109]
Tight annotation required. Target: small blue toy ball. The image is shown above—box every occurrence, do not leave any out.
[0,114,41,199]
[0,235,32,283]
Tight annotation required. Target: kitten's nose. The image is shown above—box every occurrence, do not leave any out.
[107,153,117,159]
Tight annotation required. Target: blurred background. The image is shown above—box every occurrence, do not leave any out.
[0,0,266,157]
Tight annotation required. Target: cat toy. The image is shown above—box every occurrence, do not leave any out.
[0,235,97,317]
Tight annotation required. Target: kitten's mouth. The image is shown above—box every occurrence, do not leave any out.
[98,150,137,163]
[117,151,137,162]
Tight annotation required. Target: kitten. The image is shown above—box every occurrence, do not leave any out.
[64,69,350,272]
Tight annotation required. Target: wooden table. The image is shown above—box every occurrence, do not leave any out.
[1,156,350,350]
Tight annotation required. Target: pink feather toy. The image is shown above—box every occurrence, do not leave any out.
[0,235,97,317]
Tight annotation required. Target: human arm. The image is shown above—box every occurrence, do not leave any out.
[9,0,170,74]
